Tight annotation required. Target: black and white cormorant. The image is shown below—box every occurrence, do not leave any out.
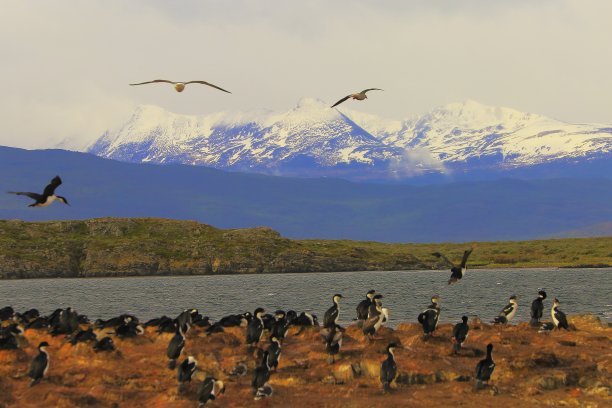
[93,336,115,352]
[474,343,496,389]
[70,328,97,345]
[380,342,400,393]
[323,294,343,328]
[28,341,50,386]
[271,310,289,340]
[362,296,389,339]
[266,336,282,371]
[356,290,376,322]
[452,316,469,354]
[178,356,197,385]
[197,377,225,406]
[167,324,186,369]
[493,295,518,324]
[433,248,474,285]
[320,324,343,363]
[551,298,569,330]
[252,350,272,397]
[0,306,14,321]
[417,295,440,338]
[246,308,265,347]
[530,290,547,327]
[9,175,69,207]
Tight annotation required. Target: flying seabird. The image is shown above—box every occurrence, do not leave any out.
[330,88,383,108]
[433,248,474,285]
[129,79,231,94]
[8,176,69,207]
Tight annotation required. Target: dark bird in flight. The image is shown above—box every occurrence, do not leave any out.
[433,248,474,284]
[8,176,69,207]
[129,79,231,93]
[331,88,383,108]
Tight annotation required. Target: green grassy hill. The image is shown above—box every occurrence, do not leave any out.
[0,218,610,279]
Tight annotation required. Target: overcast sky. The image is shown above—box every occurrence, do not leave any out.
[1,0,611,149]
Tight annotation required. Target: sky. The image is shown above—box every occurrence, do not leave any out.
[1,0,611,149]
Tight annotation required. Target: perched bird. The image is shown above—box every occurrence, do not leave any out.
[493,295,518,325]
[93,336,115,352]
[417,295,441,338]
[129,79,231,94]
[331,88,383,108]
[28,341,50,386]
[551,298,569,330]
[452,316,469,354]
[363,296,388,339]
[178,356,197,385]
[246,308,265,348]
[252,351,272,397]
[474,343,496,390]
[271,310,289,340]
[530,290,547,327]
[433,248,474,285]
[356,290,376,321]
[380,342,400,393]
[320,324,343,363]
[70,328,97,345]
[8,176,69,207]
[323,294,343,328]
[266,337,282,371]
[116,321,144,338]
[51,307,79,336]
[0,306,14,321]
[197,377,225,406]
[291,312,319,327]
[167,324,186,369]
[254,384,274,400]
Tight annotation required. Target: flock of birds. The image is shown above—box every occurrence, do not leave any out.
[0,254,572,405]
[3,81,572,405]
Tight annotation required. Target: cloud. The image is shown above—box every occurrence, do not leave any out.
[0,0,610,149]
[389,148,448,178]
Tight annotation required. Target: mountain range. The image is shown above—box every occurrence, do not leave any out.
[1,146,611,242]
[88,98,612,182]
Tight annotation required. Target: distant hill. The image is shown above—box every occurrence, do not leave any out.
[1,146,611,242]
[88,99,612,182]
[1,218,610,279]
[548,222,612,238]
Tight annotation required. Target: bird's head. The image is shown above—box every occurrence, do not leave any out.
[215,379,226,396]
[553,298,560,305]
[486,343,494,353]
[57,196,70,206]
[462,315,468,323]
[509,295,518,303]
[38,341,50,350]
[366,290,376,299]
[538,290,547,299]
[431,295,440,304]
[387,342,401,353]
[333,294,343,303]
[254,308,265,317]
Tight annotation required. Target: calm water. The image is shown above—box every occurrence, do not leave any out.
[0,268,610,325]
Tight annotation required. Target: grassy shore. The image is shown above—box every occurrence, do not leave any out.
[0,218,610,279]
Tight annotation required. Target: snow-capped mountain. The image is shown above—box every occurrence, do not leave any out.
[88,98,612,180]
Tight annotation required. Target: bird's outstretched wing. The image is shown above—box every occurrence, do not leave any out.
[361,88,383,94]
[8,192,43,201]
[460,248,474,268]
[42,176,62,197]
[331,95,351,108]
[184,81,231,94]
[129,79,176,86]
[432,252,455,268]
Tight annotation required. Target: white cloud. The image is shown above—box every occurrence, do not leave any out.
[0,0,610,149]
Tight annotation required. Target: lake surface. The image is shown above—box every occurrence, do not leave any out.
[1,268,610,325]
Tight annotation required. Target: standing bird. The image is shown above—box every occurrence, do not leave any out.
[362,295,388,340]
[266,337,282,371]
[9,176,69,208]
[331,88,383,108]
[178,356,197,390]
[452,316,469,354]
[417,295,441,338]
[493,295,518,325]
[474,344,496,390]
[252,351,272,398]
[28,341,50,386]
[129,79,231,94]
[271,310,289,340]
[197,377,225,406]
[323,294,343,328]
[551,298,569,330]
[433,248,474,285]
[167,324,186,369]
[246,308,265,348]
[356,290,376,322]
[380,342,400,393]
[320,324,343,363]
[530,290,547,327]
